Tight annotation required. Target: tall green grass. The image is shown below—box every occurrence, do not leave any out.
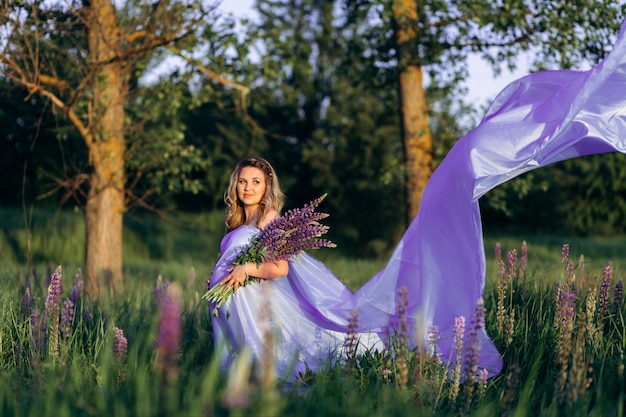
[2,206,626,416]
[1,243,625,416]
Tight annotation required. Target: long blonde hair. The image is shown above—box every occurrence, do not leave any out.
[224,157,285,231]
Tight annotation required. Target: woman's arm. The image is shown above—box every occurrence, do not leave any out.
[222,260,288,292]
[223,208,288,292]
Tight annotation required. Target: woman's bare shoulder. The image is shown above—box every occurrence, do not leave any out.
[259,209,280,229]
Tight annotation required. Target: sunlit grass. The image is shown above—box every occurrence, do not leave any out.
[3,207,626,416]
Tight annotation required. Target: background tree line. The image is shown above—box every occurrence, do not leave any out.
[1,0,626,297]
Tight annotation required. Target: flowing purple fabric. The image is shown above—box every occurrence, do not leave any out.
[211,20,626,380]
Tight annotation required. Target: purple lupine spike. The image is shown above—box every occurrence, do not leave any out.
[152,276,170,309]
[60,299,75,339]
[565,259,575,287]
[344,309,360,360]
[465,298,486,382]
[613,280,624,315]
[155,283,183,384]
[520,241,527,279]
[45,266,62,313]
[561,244,570,262]
[449,316,466,403]
[45,266,62,361]
[507,249,517,281]
[113,327,128,362]
[599,264,612,318]
[71,269,84,305]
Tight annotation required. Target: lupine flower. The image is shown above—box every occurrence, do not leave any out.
[113,326,128,384]
[449,316,465,403]
[613,280,624,315]
[428,325,441,356]
[496,259,507,335]
[554,272,577,396]
[395,287,409,389]
[344,309,360,361]
[60,299,75,339]
[113,326,128,362]
[494,242,502,264]
[71,270,83,305]
[465,298,486,384]
[155,283,183,384]
[45,266,62,362]
[520,241,527,280]
[585,284,601,349]
[598,264,612,319]
[152,275,169,310]
[204,194,336,316]
[561,243,570,262]
[507,249,518,281]
[478,368,489,400]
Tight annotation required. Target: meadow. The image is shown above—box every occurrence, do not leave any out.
[1,207,626,416]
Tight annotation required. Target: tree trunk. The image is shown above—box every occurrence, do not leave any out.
[84,0,126,299]
[393,0,433,223]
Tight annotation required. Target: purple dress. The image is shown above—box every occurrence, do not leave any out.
[211,19,626,381]
[210,225,383,379]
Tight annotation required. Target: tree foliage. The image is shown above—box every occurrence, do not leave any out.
[2,0,626,275]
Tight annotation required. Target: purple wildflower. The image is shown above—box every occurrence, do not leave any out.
[561,244,570,262]
[478,368,489,399]
[152,276,170,310]
[428,325,441,355]
[614,280,624,315]
[60,299,75,339]
[45,266,62,361]
[599,264,612,318]
[113,327,128,362]
[71,270,84,305]
[520,241,527,279]
[465,298,486,383]
[449,316,466,403]
[45,266,62,314]
[253,194,336,263]
[344,309,360,360]
[507,249,518,281]
[155,283,183,384]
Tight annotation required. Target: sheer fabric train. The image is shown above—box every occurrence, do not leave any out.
[210,19,626,380]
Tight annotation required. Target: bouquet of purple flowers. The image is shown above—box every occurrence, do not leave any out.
[203,194,336,317]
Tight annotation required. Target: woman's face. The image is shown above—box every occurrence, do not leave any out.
[237,166,267,208]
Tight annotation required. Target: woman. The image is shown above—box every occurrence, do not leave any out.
[210,19,626,382]
[208,157,382,381]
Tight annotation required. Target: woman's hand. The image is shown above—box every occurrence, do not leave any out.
[223,264,248,293]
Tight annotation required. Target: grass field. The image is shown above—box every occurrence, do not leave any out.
[1,206,626,416]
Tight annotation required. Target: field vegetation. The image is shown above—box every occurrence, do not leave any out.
[1,207,626,416]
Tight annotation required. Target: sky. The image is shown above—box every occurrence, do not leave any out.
[218,0,530,107]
